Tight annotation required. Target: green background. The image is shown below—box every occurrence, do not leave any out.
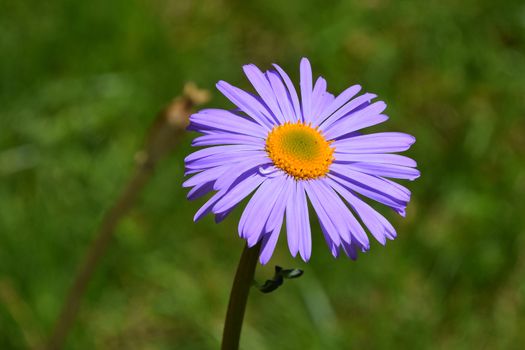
[1,0,524,349]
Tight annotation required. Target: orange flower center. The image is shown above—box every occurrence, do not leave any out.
[265,122,334,180]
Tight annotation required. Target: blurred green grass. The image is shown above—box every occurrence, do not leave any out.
[1,0,525,349]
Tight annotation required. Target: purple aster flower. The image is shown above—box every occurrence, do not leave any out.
[184,58,420,264]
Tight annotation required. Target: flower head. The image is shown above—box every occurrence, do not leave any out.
[184,58,420,264]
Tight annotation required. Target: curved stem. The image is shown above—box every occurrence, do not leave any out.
[221,243,261,350]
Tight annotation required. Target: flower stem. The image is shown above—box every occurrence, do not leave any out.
[221,243,261,350]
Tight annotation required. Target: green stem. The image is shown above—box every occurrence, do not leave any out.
[221,243,261,350]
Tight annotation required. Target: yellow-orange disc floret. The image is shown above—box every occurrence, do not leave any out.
[265,122,335,180]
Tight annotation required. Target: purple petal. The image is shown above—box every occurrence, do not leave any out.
[266,70,295,122]
[381,177,412,200]
[304,181,341,248]
[328,178,397,244]
[265,176,291,232]
[300,58,313,123]
[332,132,416,153]
[214,157,271,191]
[215,206,235,223]
[259,219,283,265]
[318,214,340,258]
[273,63,302,121]
[310,78,327,119]
[315,84,362,124]
[183,165,228,188]
[211,172,266,215]
[319,93,377,131]
[243,64,285,124]
[185,145,263,163]
[308,180,350,243]
[341,241,359,260]
[216,81,275,129]
[257,175,290,264]
[185,151,267,171]
[331,164,410,201]
[187,181,215,201]
[296,181,312,261]
[192,133,264,147]
[345,163,421,181]
[239,176,286,247]
[329,164,408,214]
[189,109,267,138]
[194,190,226,222]
[285,179,300,257]
[323,102,388,140]
[334,153,417,167]
[316,179,370,248]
